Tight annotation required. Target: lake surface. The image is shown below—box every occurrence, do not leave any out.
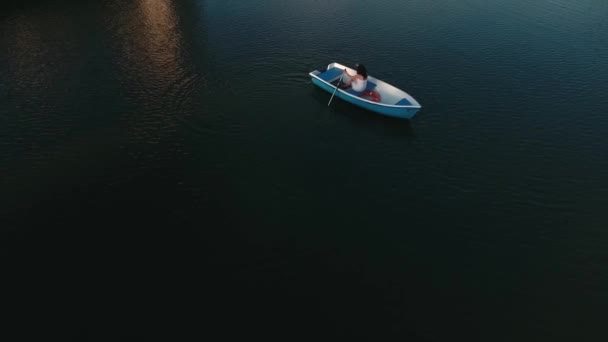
[2,0,607,340]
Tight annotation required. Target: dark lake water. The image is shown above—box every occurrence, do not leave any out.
[2,0,607,340]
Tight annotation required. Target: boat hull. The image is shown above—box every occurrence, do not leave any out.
[310,63,421,119]
[311,78,419,119]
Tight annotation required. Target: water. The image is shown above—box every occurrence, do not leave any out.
[1,0,607,340]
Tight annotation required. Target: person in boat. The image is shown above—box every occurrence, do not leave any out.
[341,63,368,92]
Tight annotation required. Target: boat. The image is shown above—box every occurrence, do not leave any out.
[309,62,421,119]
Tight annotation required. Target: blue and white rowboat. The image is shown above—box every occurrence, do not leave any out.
[310,62,421,119]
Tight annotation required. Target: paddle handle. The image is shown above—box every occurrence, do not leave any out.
[327,73,344,106]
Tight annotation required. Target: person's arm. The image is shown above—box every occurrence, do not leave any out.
[343,69,361,79]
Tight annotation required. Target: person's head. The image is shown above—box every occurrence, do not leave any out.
[356,64,368,78]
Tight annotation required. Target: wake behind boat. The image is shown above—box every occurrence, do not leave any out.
[309,62,421,119]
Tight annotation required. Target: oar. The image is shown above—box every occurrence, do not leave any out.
[327,72,344,106]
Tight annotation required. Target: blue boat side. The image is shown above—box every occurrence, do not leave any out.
[310,67,419,119]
